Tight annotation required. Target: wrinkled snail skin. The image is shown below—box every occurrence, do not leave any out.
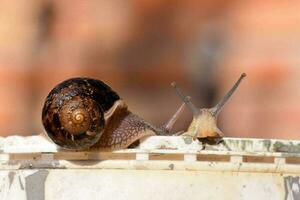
[42,77,158,150]
[92,101,156,150]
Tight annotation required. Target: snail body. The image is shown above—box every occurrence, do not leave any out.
[42,74,246,150]
[42,77,180,150]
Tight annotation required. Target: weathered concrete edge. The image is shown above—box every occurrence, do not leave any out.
[0,135,300,154]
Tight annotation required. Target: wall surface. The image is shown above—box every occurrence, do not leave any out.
[1,136,300,200]
[0,169,296,200]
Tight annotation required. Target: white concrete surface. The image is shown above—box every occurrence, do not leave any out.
[0,135,300,200]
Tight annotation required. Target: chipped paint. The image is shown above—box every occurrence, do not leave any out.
[284,176,300,200]
[8,160,64,170]
[8,172,15,189]
[18,176,24,190]
[262,140,272,152]
[273,142,300,153]
[25,170,49,200]
[183,136,193,144]
[168,164,174,170]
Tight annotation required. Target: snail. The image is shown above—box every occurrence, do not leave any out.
[171,73,246,144]
[42,77,185,150]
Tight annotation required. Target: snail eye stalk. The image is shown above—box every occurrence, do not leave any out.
[210,73,246,116]
[162,102,185,133]
[171,82,200,116]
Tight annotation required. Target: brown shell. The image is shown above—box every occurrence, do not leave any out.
[42,77,120,150]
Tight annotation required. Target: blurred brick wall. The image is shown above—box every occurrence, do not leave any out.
[0,0,43,135]
[0,0,299,140]
[220,1,300,140]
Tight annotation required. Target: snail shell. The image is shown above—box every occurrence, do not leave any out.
[42,77,156,150]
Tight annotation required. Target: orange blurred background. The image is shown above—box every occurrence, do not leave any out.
[0,0,299,140]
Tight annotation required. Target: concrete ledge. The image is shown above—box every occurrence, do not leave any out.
[1,134,300,154]
[0,135,300,200]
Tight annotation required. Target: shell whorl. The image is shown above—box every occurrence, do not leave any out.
[42,77,120,150]
[59,97,96,135]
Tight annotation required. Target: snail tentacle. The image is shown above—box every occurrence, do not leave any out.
[171,73,246,142]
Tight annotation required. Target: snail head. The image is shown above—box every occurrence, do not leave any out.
[171,73,246,140]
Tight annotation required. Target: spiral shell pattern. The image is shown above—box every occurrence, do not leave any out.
[42,77,120,150]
